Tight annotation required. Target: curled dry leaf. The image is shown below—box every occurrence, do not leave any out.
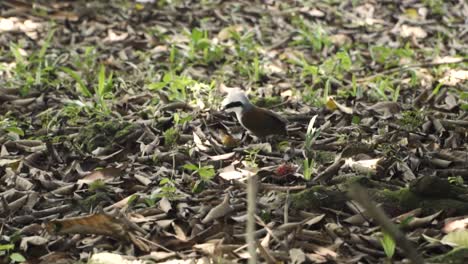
[345,158,381,175]
[201,194,234,224]
[366,101,401,117]
[20,236,48,251]
[47,213,131,240]
[77,167,123,185]
[218,163,244,180]
[326,97,353,114]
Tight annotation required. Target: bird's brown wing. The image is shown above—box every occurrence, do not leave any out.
[241,107,287,137]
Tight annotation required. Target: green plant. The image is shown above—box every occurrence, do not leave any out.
[448,176,464,186]
[423,0,444,15]
[369,78,400,102]
[88,179,108,192]
[163,127,179,146]
[303,158,314,180]
[146,178,179,204]
[0,244,25,263]
[370,44,414,69]
[184,163,216,181]
[8,28,57,95]
[300,51,353,105]
[460,92,468,111]
[291,16,330,52]
[244,148,261,169]
[173,112,193,126]
[148,71,194,101]
[187,28,224,64]
[0,230,25,263]
[302,115,320,180]
[304,115,320,158]
[319,51,352,80]
[400,110,424,131]
[183,163,216,193]
[0,116,24,137]
[60,64,114,115]
[379,231,396,259]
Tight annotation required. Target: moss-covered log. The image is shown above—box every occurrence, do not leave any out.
[291,175,468,215]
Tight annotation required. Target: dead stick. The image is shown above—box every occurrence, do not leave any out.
[247,174,258,264]
[348,184,424,264]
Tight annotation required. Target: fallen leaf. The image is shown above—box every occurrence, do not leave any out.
[441,230,468,248]
[77,167,123,185]
[201,194,234,223]
[399,25,427,39]
[326,97,353,114]
[439,70,468,86]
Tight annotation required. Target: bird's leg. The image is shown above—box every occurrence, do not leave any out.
[240,131,249,144]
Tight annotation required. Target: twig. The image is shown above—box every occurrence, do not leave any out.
[247,174,258,264]
[233,180,306,191]
[348,184,424,264]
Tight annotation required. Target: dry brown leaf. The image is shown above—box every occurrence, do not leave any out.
[46,213,130,239]
[77,167,123,185]
[444,217,468,233]
[439,70,468,86]
[201,194,234,223]
[399,25,427,39]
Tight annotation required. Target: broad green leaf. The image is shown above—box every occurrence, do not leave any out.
[198,166,215,180]
[0,244,14,251]
[5,127,24,136]
[380,232,396,258]
[10,253,26,262]
[441,230,468,247]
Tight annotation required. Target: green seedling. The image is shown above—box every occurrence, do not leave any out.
[184,163,216,193]
[379,231,396,260]
[244,148,261,169]
[302,115,320,180]
[8,28,57,95]
[0,243,26,263]
[291,15,330,52]
[370,44,414,69]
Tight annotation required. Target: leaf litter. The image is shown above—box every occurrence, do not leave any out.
[0,0,467,263]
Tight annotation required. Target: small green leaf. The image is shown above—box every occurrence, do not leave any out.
[159,178,170,185]
[183,163,199,172]
[97,64,106,96]
[10,253,26,262]
[5,127,24,136]
[61,67,92,97]
[198,166,215,180]
[380,232,396,258]
[127,194,139,205]
[441,230,468,248]
[0,244,14,251]
[352,115,361,124]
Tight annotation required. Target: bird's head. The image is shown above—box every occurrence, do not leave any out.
[221,90,253,116]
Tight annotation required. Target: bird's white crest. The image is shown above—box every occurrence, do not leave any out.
[222,89,252,112]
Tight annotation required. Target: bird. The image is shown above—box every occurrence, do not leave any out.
[221,90,287,138]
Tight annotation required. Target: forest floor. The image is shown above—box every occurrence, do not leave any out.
[0,0,468,263]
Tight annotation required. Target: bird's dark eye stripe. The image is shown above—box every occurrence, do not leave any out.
[224,101,243,109]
